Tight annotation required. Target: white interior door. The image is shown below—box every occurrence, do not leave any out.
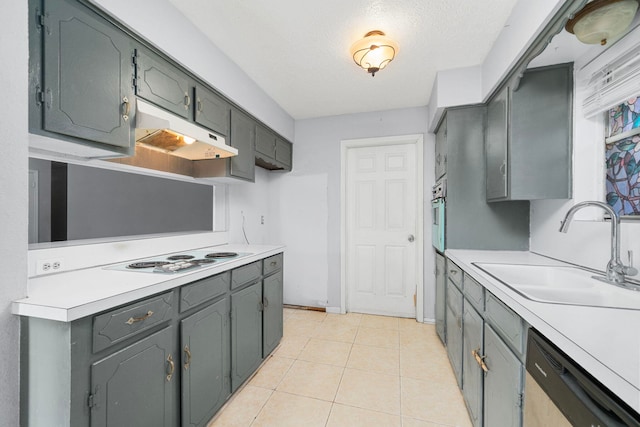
[346,142,418,317]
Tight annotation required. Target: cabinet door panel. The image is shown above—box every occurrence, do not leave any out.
[43,0,132,148]
[484,324,523,427]
[435,116,447,179]
[462,302,484,427]
[486,87,509,200]
[275,137,292,168]
[231,282,263,390]
[181,298,230,427]
[229,109,256,181]
[263,271,283,357]
[435,254,446,343]
[135,50,191,119]
[90,326,175,427]
[255,125,276,159]
[446,282,463,388]
[194,84,230,136]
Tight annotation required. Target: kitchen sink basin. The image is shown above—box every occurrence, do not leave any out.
[473,263,640,310]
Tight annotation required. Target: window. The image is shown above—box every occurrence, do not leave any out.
[605,96,640,215]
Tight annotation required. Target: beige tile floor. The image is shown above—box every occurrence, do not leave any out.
[209,308,472,427]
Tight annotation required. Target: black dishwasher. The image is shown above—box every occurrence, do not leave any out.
[525,328,640,427]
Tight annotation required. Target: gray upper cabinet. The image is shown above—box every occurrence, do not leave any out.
[135,49,191,119]
[229,109,256,182]
[194,84,230,136]
[40,0,133,149]
[255,125,293,171]
[485,88,509,201]
[435,115,447,180]
[180,297,230,427]
[90,326,176,427]
[486,63,573,202]
[255,125,277,160]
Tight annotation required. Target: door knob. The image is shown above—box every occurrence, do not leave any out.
[408,234,415,242]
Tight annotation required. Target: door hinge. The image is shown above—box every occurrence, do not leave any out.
[36,88,45,106]
[131,52,137,65]
[36,11,46,30]
[517,392,524,408]
[88,393,96,409]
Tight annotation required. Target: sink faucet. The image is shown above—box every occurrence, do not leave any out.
[559,201,638,288]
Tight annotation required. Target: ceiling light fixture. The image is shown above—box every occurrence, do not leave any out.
[350,30,398,77]
[565,0,639,46]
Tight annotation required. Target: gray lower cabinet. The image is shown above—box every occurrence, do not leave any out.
[180,297,230,427]
[231,281,263,391]
[445,281,463,388]
[263,270,284,357]
[37,0,134,150]
[444,260,525,427]
[462,301,484,427]
[135,49,192,119]
[483,324,523,427]
[21,253,284,427]
[435,253,446,343]
[90,325,176,427]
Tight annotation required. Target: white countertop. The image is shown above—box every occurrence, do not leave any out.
[446,249,640,414]
[13,244,284,322]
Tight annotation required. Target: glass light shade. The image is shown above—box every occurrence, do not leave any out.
[350,30,399,76]
[567,0,639,45]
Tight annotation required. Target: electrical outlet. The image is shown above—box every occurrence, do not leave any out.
[261,215,265,225]
[36,258,64,275]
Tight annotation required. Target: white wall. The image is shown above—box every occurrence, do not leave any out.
[0,1,28,424]
[227,168,273,245]
[268,107,433,317]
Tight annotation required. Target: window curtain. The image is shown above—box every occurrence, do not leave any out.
[605,97,640,215]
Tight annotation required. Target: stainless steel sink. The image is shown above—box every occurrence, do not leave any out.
[473,263,640,310]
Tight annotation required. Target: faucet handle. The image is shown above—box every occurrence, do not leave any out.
[624,250,638,277]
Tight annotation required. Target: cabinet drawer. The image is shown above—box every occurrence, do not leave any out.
[484,292,524,357]
[464,274,484,312]
[447,260,463,290]
[446,281,463,319]
[180,271,230,312]
[93,291,174,352]
[231,261,262,289]
[263,253,283,276]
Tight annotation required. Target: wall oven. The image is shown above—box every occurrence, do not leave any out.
[431,179,446,253]
[524,328,640,427]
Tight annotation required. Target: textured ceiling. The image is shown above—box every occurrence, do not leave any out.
[169,0,519,120]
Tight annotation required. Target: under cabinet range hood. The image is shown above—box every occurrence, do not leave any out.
[135,99,237,160]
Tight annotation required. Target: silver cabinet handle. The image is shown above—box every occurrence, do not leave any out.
[408,234,415,242]
[122,96,130,121]
[184,93,191,109]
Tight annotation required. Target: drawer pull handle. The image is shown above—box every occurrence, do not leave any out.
[125,310,154,325]
[472,348,489,373]
[166,354,175,382]
[449,270,458,275]
[122,96,130,121]
[184,93,191,108]
[270,261,277,266]
[184,345,192,370]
